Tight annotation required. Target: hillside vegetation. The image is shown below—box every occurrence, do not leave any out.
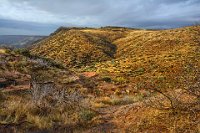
[96,26,200,91]
[31,26,200,92]
[0,48,96,132]
[31,28,126,67]
[0,26,199,132]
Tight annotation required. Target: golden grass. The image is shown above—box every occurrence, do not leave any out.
[127,107,200,133]
[0,93,95,131]
[0,26,199,132]
[94,95,143,106]
[31,29,117,67]
[94,26,200,94]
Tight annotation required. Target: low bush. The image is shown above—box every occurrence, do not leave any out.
[112,76,128,85]
[101,76,112,82]
[79,109,96,122]
[99,95,143,106]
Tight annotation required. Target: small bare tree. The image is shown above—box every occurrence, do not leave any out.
[31,80,55,103]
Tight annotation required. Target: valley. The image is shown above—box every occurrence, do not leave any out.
[0,35,46,48]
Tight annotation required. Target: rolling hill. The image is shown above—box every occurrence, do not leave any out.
[31,26,200,73]
[30,27,128,67]
[31,25,200,96]
[0,26,199,132]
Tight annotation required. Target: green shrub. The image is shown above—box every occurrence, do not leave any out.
[132,67,145,76]
[102,76,112,82]
[5,49,12,54]
[98,95,144,106]
[14,48,31,57]
[79,109,96,122]
[113,76,128,85]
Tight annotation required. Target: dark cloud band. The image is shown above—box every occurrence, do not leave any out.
[0,0,200,35]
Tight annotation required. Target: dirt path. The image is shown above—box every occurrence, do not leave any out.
[85,102,144,133]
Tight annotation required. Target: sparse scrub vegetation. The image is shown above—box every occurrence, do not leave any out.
[79,109,96,122]
[96,95,143,106]
[0,25,200,132]
[112,76,128,85]
[0,81,95,132]
[31,28,118,67]
[0,95,81,131]
[101,76,112,83]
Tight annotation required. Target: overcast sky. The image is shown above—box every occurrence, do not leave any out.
[0,0,200,35]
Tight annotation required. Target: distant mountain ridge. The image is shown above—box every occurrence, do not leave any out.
[0,35,46,48]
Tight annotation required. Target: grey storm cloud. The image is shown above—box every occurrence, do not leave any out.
[0,0,200,35]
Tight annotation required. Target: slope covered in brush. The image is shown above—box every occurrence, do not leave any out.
[31,25,200,92]
[115,26,200,58]
[1,26,200,132]
[31,28,124,67]
[95,26,200,92]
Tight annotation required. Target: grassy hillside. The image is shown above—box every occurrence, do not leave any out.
[31,26,200,100]
[32,25,200,93]
[0,48,96,132]
[1,26,199,132]
[31,28,125,67]
[95,26,200,91]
